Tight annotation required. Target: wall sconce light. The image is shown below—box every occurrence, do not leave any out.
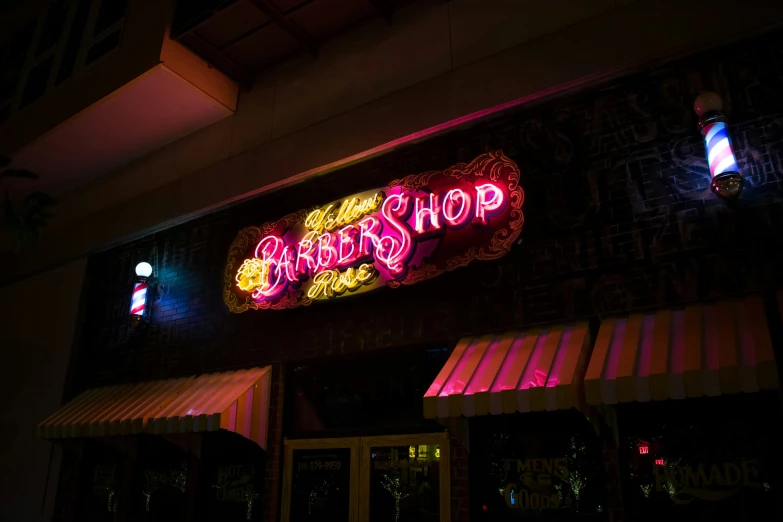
[129,262,152,327]
[693,91,743,199]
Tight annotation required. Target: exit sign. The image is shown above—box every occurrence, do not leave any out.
[639,445,649,454]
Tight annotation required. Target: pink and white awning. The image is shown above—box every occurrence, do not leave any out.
[423,323,591,418]
[37,367,272,449]
[585,296,779,405]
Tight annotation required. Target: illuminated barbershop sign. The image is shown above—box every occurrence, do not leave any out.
[223,150,524,312]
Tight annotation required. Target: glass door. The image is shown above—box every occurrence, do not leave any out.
[281,433,451,522]
[281,438,360,522]
[360,433,450,522]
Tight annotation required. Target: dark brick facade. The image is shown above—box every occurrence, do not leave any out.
[450,434,470,522]
[66,29,783,521]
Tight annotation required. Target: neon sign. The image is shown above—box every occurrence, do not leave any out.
[223,150,524,312]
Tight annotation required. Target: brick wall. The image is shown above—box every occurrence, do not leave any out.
[603,441,624,522]
[66,28,783,521]
[263,365,284,522]
[450,433,470,522]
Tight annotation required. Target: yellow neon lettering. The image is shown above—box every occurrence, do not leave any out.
[331,270,348,294]
[306,263,378,299]
[356,263,376,282]
[305,193,384,234]
[307,270,335,300]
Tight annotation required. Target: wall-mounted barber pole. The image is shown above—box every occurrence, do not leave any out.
[129,262,152,327]
[693,91,744,199]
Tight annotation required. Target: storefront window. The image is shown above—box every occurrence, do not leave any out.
[287,346,448,437]
[76,441,124,521]
[470,411,606,521]
[619,393,783,521]
[130,435,188,521]
[200,431,266,521]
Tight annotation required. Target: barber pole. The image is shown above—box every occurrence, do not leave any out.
[130,282,147,316]
[130,262,153,327]
[694,92,743,199]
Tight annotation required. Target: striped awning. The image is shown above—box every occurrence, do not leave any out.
[585,296,779,405]
[37,367,272,449]
[423,323,591,419]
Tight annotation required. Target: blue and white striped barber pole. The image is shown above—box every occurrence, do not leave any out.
[694,92,743,199]
[702,121,738,178]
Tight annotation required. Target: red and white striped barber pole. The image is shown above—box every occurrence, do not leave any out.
[130,262,153,327]
[130,282,147,315]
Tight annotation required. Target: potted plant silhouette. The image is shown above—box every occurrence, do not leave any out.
[0,155,56,252]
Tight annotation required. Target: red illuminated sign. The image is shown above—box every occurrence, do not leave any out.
[639,445,649,455]
[223,151,524,312]
[655,459,664,466]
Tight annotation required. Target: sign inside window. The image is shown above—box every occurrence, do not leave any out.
[620,396,779,522]
[215,464,257,502]
[289,448,351,522]
[652,460,763,503]
[224,150,524,312]
[501,458,574,511]
[470,415,606,521]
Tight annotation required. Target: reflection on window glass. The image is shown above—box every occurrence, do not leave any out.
[21,56,53,107]
[36,0,68,55]
[471,412,606,521]
[56,0,90,85]
[85,30,122,65]
[0,22,35,101]
[287,347,448,437]
[620,394,782,522]
[370,445,440,522]
[290,448,351,522]
[94,0,128,35]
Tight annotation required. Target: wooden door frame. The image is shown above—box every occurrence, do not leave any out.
[359,432,451,522]
[281,433,450,522]
[281,437,360,522]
